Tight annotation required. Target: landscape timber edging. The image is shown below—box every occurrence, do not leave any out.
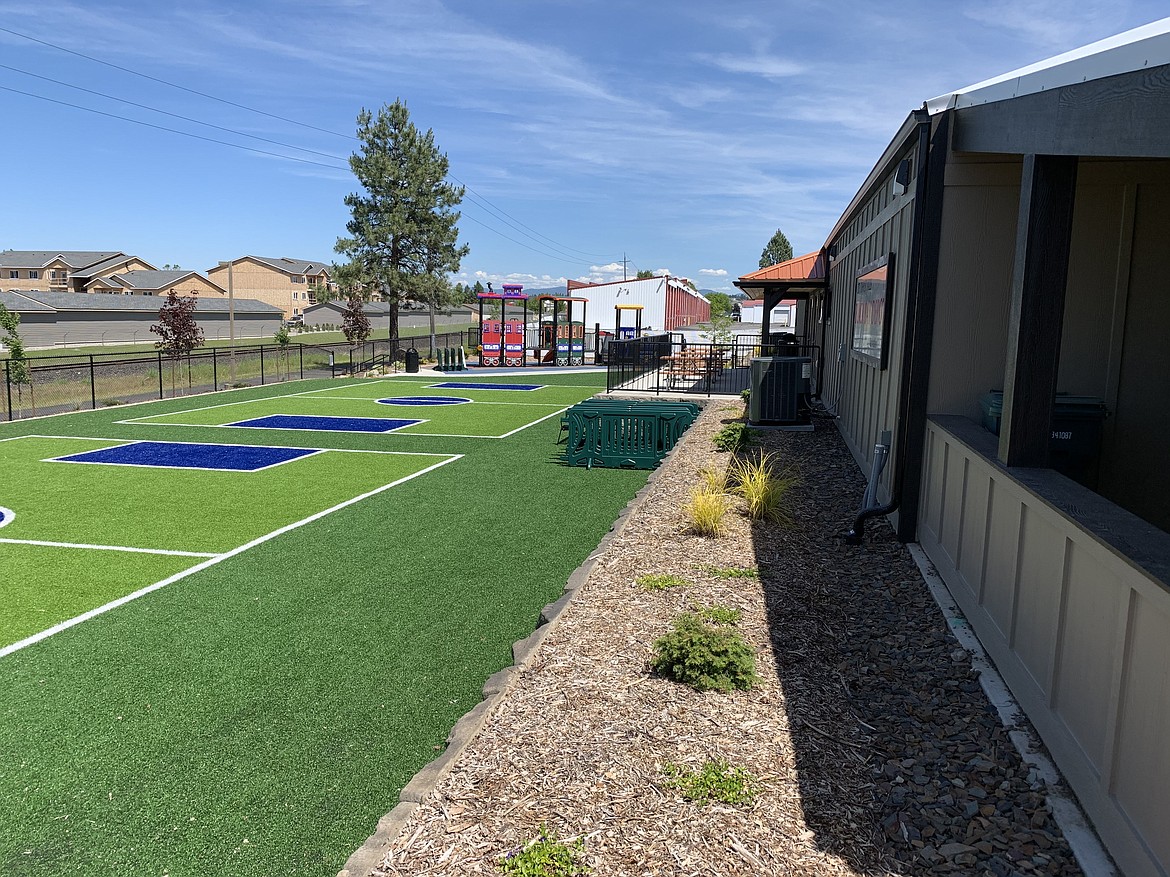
[336,401,708,877]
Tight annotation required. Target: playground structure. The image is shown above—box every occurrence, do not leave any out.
[535,295,588,366]
[615,304,644,339]
[477,285,529,367]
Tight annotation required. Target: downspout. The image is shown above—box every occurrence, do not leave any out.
[845,110,940,544]
[816,246,831,399]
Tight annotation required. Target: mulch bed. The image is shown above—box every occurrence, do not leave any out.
[372,401,1084,876]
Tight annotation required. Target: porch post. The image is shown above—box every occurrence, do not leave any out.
[999,154,1078,468]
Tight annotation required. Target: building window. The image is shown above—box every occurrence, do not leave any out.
[8,270,16,279]
[291,275,306,283]
[29,270,39,279]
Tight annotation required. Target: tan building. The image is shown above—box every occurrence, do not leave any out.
[85,270,227,299]
[0,250,156,292]
[207,256,332,320]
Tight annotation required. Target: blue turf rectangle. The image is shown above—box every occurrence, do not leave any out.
[53,441,318,471]
[431,382,543,391]
[228,414,422,433]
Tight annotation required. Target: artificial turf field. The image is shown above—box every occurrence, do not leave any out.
[0,373,650,876]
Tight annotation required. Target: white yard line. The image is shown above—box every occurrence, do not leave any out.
[498,406,571,438]
[0,538,218,557]
[0,453,463,659]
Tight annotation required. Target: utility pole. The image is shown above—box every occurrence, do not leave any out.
[622,252,629,281]
[218,260,236,384]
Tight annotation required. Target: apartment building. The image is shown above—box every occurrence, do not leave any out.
[85,270,227,299]
[207,256,333,320]
[0,251,155,293]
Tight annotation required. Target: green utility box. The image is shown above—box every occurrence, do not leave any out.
[979,391,1107,488]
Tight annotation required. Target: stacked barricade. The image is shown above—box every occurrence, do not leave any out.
[560,399,699,469]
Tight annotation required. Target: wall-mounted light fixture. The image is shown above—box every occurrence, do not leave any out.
[893,158,912,195]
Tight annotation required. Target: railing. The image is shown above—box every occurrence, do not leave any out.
[1,331,469,421]
[605,334,820,397]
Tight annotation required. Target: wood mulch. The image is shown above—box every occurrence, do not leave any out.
[372,401,1084,876]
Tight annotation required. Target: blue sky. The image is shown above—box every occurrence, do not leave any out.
[1,1,1166,294]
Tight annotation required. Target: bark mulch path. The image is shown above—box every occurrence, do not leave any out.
[372,401,1085,876]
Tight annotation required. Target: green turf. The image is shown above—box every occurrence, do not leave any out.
[0,371,651,876]
[0,543,194,646]
[122,389,570,438]
[1,437,448,554]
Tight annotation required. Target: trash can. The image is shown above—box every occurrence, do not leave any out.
[405,347,420,373]
[979,390,1107,488]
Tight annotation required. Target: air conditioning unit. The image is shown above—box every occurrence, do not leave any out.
[749,356,812,428]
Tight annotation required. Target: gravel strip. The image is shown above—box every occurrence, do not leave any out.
[368,401,1086,876]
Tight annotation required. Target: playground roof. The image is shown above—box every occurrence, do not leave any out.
[535,294,588,303]
[477,292,528,300]
[614,304,644,310]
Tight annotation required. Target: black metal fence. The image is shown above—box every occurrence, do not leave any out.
[605,334,820,397]
[1,331,469,421]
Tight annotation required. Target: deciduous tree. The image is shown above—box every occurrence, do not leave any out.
[151,291,204,396]
[341,294,371,347]
[759,229,794,268]
[335,100,469,341]
[0,303,33,415]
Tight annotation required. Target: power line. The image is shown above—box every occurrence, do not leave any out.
[458,212,597,268]
[0,24,621,260]
[0,85,349,171]
[0,62,353,164]
[0,24,354,140]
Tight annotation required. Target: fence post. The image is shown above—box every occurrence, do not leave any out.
[260,345,265,385]
[89,354,97,410]
[299,344,303,380]
[158,351,164,399]
[5,360,12,421]
[213,347,218,391]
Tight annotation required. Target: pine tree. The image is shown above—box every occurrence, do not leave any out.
[759,229,794,268]
[151,291,204,396]
[335,100,469,341]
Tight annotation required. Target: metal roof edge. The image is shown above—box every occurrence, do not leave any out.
[925,16,1170,113]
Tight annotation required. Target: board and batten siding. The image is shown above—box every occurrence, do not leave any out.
[821,138,920,524]
[919,416,1170,877]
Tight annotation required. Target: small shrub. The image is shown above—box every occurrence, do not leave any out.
[663,759,755,806]
[636,574,688,592]
[712,422,757,452]
[740,388,750,403]
[650,612,758,691]
[684,488,729,537]
[729,452,798,522]
[700,565,759,579]
[498,825,589,876]
[696,464,728,494]
[695,604,741,626]
[100,398,125,407]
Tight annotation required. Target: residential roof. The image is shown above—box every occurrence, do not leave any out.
[738,251,826,283]
[0,250,123,270]
[926,16,1170,113]
[219,256,331,276]
[97,270,221,292]
[72,254,158,277]
[0,291,55,312]
[1,289,280,314]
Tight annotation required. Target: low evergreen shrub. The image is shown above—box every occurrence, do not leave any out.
[650,612,758,692]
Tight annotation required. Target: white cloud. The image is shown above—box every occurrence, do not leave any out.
[699,268,728,276]
[696,53,805,79]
